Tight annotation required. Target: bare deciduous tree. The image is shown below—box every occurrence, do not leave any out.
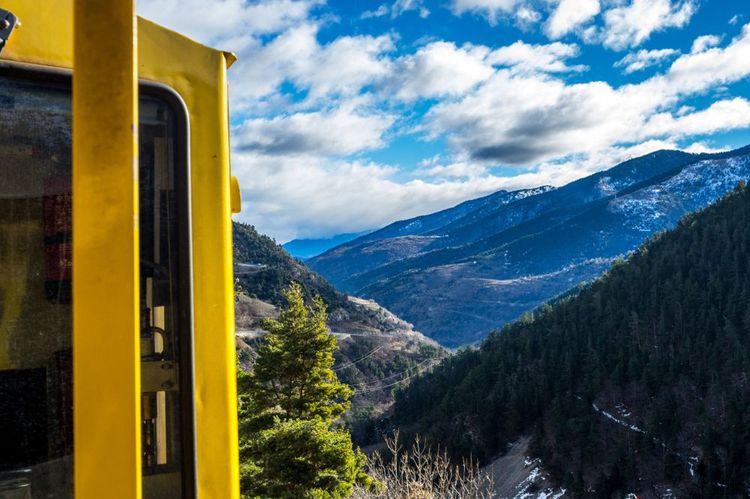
[352,431,494,499]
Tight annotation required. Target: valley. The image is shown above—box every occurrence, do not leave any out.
[234,149,750,496]
[232,222,444,441]
[390,183,750,496]
[310,146,750,347]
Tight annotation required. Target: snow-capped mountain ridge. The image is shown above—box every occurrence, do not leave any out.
[310,146,750,346]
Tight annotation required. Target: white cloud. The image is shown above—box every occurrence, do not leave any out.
[137,0,322,45]
[488,40,588,73]
[142,1,750,240]
[729,14,742,26]
[237,140,712,241]
[601,0,697,50]
[450,0,523,24]
[422,26,750,167]
[383,40,587,102]
[232,102,395,157]
[386,42,494,101]
[545,0,601,39]
[232,153,513,241]
[361,4,389,19]
[660,24,750,96]
[642,98,750,138]
[229,24,395,110]
[614,48,679,74]
[691,34,722,53]
[417,157,490,179]
[361,0,430,19]
[515,6,542,28]
[392,0,430,18]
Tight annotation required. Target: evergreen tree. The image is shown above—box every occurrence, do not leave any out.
[238,283,372,498]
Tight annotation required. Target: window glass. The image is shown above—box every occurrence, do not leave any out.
[0,77,73,499]
[139,95,193,499]
[0,76,193,499]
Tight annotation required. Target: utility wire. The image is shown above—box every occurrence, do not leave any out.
[354,359,440,394]
[347,356,438,389]
[333,345,385,371]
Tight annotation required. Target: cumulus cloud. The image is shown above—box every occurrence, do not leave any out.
[601,0,697,50]
[417,156,490,179]
[361,4,389,19]
[450,0,524,24]
[137,0,322,45]
[362,0,429,20]
[691,34,723,53]
[423,26,750,166]
[386,42,494,101]
[392,0,430,18]
[642,98,750,139]
[232,153,513,241]
[140,1,750,240]
[545,0,601,39]
[229,24,394,109]
[614,48,680,74]
[515,5,542,29]
[660,24,750,95]
[235,139,710,241]
[488,41,588,73]
[233,102,395,157]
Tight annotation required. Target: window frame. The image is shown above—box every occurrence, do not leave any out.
[0,60,197,499]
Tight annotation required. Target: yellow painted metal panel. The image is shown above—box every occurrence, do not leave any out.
[231,176,242,214]
[72,1,141,499]
[1,1,73,67]
[2,3,240,498]
[138,22,241,498]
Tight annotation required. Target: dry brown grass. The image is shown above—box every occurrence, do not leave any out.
[351,431,494,499]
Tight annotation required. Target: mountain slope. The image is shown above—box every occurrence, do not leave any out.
[309,186,552,284]
[232,222,444,441]
[390,183,750,496]
[282,232,366,260]
[310,146,750,347]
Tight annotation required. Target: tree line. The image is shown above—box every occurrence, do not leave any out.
[392,183,750,497]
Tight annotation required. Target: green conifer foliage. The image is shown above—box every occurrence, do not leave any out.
[238,283,372,498]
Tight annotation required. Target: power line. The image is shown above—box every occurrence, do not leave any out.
[347,356,438,389]
[333,345,385,371]
[354,359,440,395]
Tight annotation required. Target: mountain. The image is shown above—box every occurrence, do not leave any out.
[232,222,444,441]
[390,183,750,497]
[282,232,367,260]
[309,146,750,347]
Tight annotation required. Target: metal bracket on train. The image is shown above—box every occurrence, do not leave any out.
[0,9,19,55]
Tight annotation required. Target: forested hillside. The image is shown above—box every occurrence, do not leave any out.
[232,222,443,442]
[391,183,750,497]
[310,147,750,347]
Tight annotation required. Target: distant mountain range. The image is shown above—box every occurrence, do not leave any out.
[283,232,367,259]
[309,145,750,347]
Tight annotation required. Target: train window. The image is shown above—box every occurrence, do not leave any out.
[138,93,195,499]
[0,77,74,499]
[0,75,194,499]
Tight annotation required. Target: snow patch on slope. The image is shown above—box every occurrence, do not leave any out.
[609,156,750,233]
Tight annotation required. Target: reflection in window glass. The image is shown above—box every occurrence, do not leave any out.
[0,77,193,499]
[0,78,73,499]
[139,96,193,499]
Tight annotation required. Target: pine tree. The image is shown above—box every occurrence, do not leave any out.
[238,283,373,498]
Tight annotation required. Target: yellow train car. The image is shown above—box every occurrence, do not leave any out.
[0,1,240,498]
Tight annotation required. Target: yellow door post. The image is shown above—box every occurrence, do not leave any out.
[73,1,141,498]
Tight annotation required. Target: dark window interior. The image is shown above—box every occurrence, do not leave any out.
[0,75,193,499]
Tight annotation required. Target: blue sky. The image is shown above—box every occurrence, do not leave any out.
[138,0,750,242]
